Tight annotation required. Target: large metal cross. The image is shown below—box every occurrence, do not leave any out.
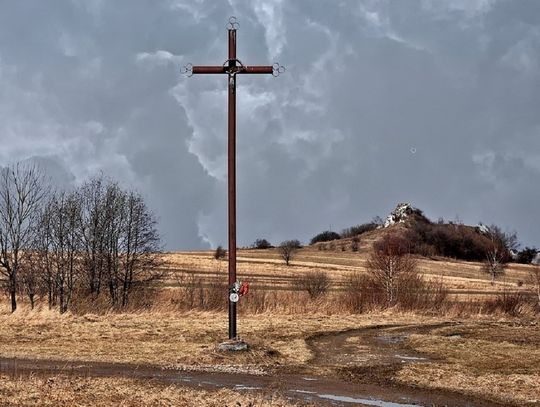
[182,17,284,340]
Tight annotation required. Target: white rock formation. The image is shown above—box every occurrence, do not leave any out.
[509,249,519,261]
[384,203,415,228]
[476,223,490,234]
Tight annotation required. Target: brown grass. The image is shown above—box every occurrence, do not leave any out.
[0,307,419,368]
[0,307,538,405]
[0,374,303,406]
[2,247,540,406]
[160,248,539,300]
[398,322,540,406]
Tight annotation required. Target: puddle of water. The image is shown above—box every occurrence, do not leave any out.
[302,377,318,381]
[293,389,317,394]
[378,335,405,344]
[394,354,427,361]
[199,380,219,386]
[317,394,422,407]
[234,385,262,390]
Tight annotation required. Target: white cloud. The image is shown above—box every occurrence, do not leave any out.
[355,3,428,51]
[252,0,286,59]
[136,50,183,66]
[500,27,540,75]
[421,0,495,18]
[169,0,207,22]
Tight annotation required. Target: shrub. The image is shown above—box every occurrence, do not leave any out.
[214,245,226,260]
[252,238,272,249]
[484,291,526,316]
[351,237,359,252]
[287,239,302,249]
[517,247,538,264]
[341,272,381,312]
[396,274,448,312]
[294,270,331,299]
[342,269,448,313]
[310,231,340,245]
[406,222,491,261]
[341,222,378,239]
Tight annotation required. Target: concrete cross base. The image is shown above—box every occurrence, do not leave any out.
[217,339,249,352]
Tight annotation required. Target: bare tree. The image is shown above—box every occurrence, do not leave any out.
[0,163,47,312]
[294,270,331,299]
[488,224,519,253]
[49,192,81,313]
[119,191,162,307]
[30,191,82,313]
[76,177,163,308]
[78,175,108,297]
[367,234,417,306]
[19,252,40,309]
[33,201,56,308]
[102,181,126,306]
[483,245,507,285]
[279,240,299,266]
[483,225,517,285]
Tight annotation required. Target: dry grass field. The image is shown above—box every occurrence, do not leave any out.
[1,243,539,406]
[0,374,299,407]
[0,309,538,406]
[162,243,537,300]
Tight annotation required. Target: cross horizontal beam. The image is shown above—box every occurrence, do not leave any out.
[192,66,273,75]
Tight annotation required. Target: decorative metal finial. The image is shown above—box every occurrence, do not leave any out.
[180,62,193,77]
[272,62,286,77]
[227,16,239,30]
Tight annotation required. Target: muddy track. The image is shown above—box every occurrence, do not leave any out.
[305,322,513,407]
[0,323,512,407]
[0,355,504,407]
[306,322,455,368]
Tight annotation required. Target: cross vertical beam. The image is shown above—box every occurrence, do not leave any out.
[227,27,237,339]
[183,17,284,341]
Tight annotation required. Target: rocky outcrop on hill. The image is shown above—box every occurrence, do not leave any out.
[476,223,490,234]
[383,203,426,227]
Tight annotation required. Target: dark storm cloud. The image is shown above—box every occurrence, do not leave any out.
[0,0,539,249]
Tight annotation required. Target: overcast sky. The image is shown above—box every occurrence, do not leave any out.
[1,0,539,250]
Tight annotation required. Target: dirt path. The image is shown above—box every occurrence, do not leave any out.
[305,322,510,406]
[0,323,509,407]
[0,356,500,407]
[308,323,439,368]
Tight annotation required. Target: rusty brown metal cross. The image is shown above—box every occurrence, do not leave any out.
[182,17,284,340]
